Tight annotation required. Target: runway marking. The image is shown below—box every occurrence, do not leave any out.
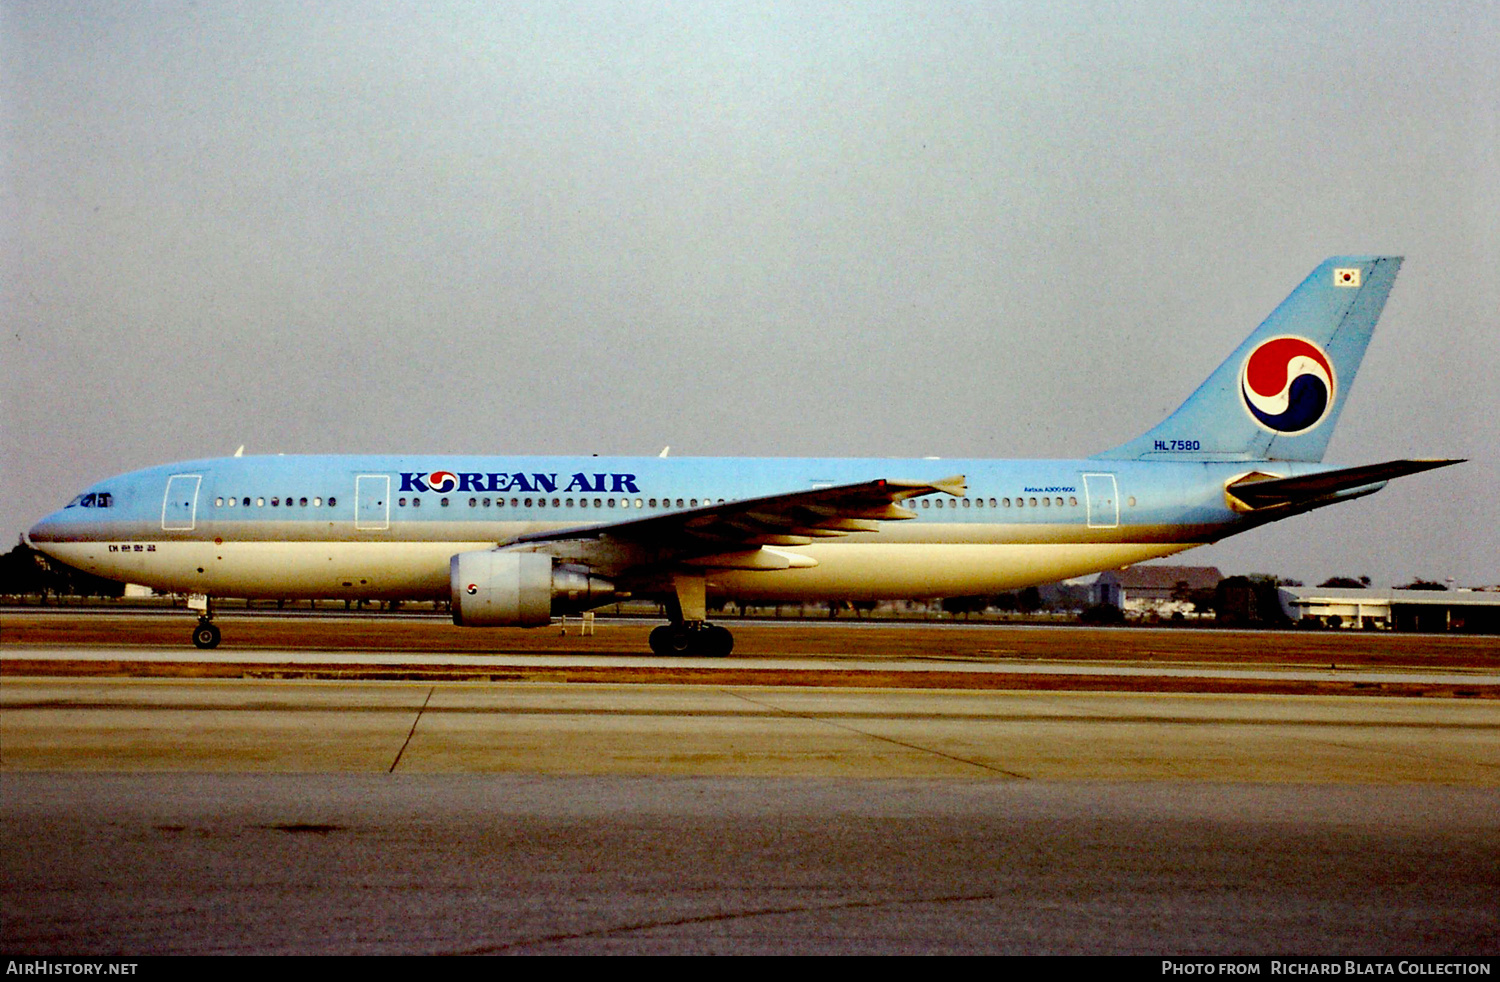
[1305,738,1500,774]
[454,890,1004,954]
[720,689,1032,779]
[7,658,1496,697]
[6,694,1500,732]
[388,686,434,773]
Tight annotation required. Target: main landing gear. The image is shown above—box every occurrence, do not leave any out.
[648,622,734,657]
[646,570,734,657]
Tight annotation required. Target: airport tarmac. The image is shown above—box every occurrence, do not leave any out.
[3,614,1498,954]
[4,773,1498,955]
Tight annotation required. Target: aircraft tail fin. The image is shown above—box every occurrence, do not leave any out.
[1092,256,1403,462]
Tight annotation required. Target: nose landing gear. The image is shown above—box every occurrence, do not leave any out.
[192,619,221,649]
[187,594,220,649]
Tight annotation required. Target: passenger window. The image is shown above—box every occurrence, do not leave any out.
[922,499,930,508]
[1069,497,1078,507]
[215,497,224,507]
[412,498,421,508]
[441,497,450,507]
[327,497,336,507]
[271,498,279,506]
[1042,497,1050,507]
[469,498,477,508]
[608,499,616,508]
[1128,496,1137,507]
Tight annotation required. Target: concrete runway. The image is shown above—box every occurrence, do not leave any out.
[3,619,1498,954]
[4,678,1500,781]
[3,773,1497,955]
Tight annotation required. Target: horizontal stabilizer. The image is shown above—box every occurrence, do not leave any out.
[1225,458,1463,508]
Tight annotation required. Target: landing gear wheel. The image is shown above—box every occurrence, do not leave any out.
[648,623,734,657]
[649,624,694,656]
[192,622,221,649]
[703,624,734,657]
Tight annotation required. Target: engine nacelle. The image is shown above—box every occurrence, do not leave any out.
[450,551,615,627]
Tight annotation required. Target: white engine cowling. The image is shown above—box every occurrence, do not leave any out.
[450,551,615,627]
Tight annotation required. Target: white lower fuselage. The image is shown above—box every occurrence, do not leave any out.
[26,452,1265,604]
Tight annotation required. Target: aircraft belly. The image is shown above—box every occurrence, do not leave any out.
[707,542,1197,600]
[44,541,480,599]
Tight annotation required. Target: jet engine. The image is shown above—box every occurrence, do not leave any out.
[450,551,615,627]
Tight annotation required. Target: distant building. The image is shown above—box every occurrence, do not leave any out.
[1092,566,1223,617]
[1278,586,1500,633]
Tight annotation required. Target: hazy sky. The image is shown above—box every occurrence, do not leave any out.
[4,1,1497,587]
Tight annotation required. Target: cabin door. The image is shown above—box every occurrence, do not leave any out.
[1082,473,1119,529]
[161,474,201,531]
[355,475,390,531]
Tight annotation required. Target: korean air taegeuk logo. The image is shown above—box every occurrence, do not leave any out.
[1240,336,1336,435]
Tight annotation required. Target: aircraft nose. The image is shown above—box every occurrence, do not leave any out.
[27,510,67,546]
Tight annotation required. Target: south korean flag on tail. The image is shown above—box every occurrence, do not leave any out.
[1333,267,1361,287]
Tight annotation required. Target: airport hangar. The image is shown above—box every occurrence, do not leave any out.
[1277,585,1500,633]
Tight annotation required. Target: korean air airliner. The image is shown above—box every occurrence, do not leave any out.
[26,256,1460,654]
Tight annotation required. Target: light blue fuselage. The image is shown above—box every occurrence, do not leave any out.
[27,453,1335,602]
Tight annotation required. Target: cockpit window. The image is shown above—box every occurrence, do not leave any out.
[66,492,112,508]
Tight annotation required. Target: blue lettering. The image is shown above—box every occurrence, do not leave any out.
[532,473,558,493]
[563,473,596,493]
[611,473,641,493]
[459,473,485,492]
[509,472,535,493]
[399,473,430,492]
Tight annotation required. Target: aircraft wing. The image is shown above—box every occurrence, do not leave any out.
[510,475,966,569]
[1226,458,1463,508]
